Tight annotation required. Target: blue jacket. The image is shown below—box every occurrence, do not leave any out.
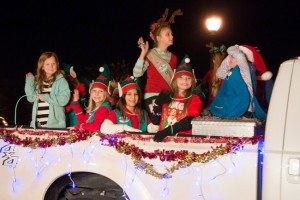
[25,74,71,128]
[210,66,266,119]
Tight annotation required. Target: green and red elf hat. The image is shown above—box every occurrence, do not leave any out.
[171,54,197,82]
[118,76,140,97]
[89,64,111,94]
[62,63,77,81]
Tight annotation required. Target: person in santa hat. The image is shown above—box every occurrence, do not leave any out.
[210,45,266,119]
[238,45,272,81]
[239,45,273,110]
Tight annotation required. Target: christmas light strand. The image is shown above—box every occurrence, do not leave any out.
[0,127,263,179]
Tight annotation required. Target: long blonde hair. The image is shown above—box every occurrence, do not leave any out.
[205,44,227,97]
[211,51,226,97]
[36,52,62,91]
[86,89,109,113]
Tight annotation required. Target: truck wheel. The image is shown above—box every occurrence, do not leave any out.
[44,172,129,200]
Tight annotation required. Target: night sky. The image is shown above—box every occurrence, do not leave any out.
[1,0,300,124]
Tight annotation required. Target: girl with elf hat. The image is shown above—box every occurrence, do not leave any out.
[62,63,87,127]
[210,45,267,119]
[133,8,183,124]
[69,64,112,132]
[153,55,203,142]
[101,76,157,134]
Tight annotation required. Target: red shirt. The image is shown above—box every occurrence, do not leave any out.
[107,108,151,129]
[145,53,177,93]
[72,103,110,132]
[159,95,202,134]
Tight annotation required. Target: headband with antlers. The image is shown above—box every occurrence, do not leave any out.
[149,8,183,40]
[205,42,226,54]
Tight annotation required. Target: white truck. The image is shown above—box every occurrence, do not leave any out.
[0,58,299,200]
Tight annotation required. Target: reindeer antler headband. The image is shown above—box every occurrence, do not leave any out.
[206,42,226,54]
[149,8,183,40]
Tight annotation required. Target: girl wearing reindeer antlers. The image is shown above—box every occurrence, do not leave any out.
[133,8,183,126]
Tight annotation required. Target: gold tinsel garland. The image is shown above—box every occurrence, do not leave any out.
[99,133,263,179]
[0,127,263,179]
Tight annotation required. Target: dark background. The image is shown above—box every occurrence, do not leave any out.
[1,0,300,125]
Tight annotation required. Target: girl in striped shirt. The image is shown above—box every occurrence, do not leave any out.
[25,51,70,128]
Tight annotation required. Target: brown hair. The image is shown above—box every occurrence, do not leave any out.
[36,51,62,91]
[165,76,196,116]
[152,25,171,48]
[116,89,145,123]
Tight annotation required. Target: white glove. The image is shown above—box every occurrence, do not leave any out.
[101,119,124,134]
[123,125,142,132]
[147,123,158,133]
[100,119,142,134]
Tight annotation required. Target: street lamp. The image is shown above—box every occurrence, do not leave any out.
[206,17,221,35]
[205,16,222,69]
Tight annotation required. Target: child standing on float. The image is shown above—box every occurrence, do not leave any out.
[133,8,183,124]
[70,64,112,132]
[25,51,70,128]
[101,76,156,134]
[153,55,203,142]
[202,44,227,108]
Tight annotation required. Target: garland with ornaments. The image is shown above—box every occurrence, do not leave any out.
[0,127,263,179]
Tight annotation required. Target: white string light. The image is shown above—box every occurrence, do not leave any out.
[210,159,227,180]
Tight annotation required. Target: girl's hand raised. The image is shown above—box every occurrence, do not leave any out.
[137,37,149,59]
[26,72,33,77]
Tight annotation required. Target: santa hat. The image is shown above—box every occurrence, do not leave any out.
[62,63,77,80]
[118,76,140,97]
[89,64,111,94]
[238,45,272,80]
[171,54,197,82]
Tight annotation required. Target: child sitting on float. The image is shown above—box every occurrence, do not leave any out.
[70,64,112,132]
[101,76,157,134]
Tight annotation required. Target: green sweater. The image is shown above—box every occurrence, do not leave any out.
[25,74,71,128]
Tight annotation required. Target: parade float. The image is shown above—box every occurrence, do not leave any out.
[0,58,299,200]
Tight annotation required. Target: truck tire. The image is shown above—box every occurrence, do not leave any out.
[44,172,129,200]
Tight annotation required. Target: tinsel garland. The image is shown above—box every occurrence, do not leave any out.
[0,127,263,179]
[0,127,96,148]
[99,133,263,179]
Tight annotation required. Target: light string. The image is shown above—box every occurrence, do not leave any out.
[14,95,35,125]
[0,127,263,179]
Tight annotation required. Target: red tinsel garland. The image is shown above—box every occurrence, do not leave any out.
[0,127,264,179]
[0,127,95,148]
